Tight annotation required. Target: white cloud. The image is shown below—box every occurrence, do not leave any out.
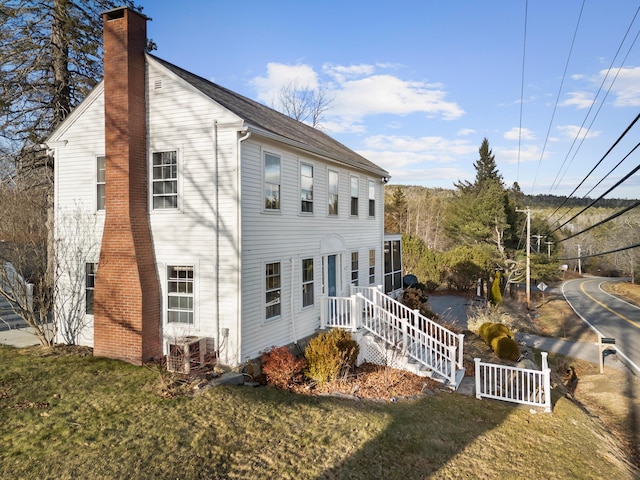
[361,135,476,162]
[330,75,464,123]
[250,63,319,104]
[503,127,536,141]
[250,61,465,133]
[604,66,640,107]
[560,91,594,109]
[456,128,476,136]
[495,144,542,165]
[556,125,601,140]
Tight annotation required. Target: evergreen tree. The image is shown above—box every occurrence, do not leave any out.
[0,0,143,183]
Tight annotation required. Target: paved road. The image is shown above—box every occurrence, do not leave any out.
[562,277,640,375]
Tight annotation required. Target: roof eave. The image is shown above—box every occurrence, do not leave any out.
[246,124,390,179]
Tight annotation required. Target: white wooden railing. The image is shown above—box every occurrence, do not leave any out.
[474,352,552,412]
[321,286,464,387]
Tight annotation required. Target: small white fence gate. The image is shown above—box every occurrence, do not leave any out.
[474,352,552,412]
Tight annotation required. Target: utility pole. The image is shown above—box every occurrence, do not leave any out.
[517,207,531,308]
[532,234,545,253]
[577,244,582,275]
[545,240,553,258]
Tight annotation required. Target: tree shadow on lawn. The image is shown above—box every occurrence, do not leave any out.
[313,389,636,479]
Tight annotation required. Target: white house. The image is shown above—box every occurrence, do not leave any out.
[47,7,398,367]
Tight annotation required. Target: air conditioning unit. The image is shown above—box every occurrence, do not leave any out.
[166,336,206,373]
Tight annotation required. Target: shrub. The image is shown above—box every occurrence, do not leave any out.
[490,271,503,305]
[490,335,520,361]
[478,322,493,340]
[260,346,307,389]
[305,329,359,386]
[483,323,513,346]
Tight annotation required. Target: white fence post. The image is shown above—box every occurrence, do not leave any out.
[351,294,359,332]
[541,352,551,413]
[474,358,482,399]
[457,333,465,368]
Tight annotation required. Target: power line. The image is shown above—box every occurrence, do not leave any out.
[549,155,640,235]
[546,113,640,224]
[547,4,640,194]
[559,242,640,261]
[557,199,640,243]
[530,0,585,194]
[516,0,528,183]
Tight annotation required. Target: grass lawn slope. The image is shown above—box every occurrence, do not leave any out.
[1,344,637,479]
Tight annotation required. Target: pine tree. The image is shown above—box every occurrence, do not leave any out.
[0,0,143,184]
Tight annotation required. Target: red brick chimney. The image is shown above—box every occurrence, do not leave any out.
[93,7,161,364]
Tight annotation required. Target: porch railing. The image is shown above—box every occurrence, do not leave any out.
[322,286,464,386]
[474,352,552,412]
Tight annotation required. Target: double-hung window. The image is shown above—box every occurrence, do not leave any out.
[85,263,97,314]
[369,249,376,285]
[328,170,339,215]
[350,176,359,216]
[264,152,281,210]
[300,163,313,213]
[152,151,178,209]
[96,156,106,211]
[302,258,314,307]
[265,262,281,319]
[351,252,359,286]
[368,180,375,217]
[167,266,194,324]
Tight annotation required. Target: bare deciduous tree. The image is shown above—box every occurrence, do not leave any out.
[273,79,333,129]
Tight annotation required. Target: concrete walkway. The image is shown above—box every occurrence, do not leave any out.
[0,326,45,348]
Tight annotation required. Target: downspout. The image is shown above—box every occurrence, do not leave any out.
[236,128,251,365]
[290,257,298,344]
[211,121,220,356]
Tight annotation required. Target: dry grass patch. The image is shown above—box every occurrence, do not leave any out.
[602,281,640,306]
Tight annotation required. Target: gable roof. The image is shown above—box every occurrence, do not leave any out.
[150,55,389,178]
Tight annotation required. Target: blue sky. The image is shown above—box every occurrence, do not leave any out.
[140,1,640,199]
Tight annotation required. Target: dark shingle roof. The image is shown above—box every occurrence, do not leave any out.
[150,55,389,178]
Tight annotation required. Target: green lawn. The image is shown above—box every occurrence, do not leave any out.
[0,345,636,479]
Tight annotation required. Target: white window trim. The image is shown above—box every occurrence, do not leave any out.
[368,179,376,218]
[368,248,376,285]
[85,262,98,316]
[301,257,315,309]
[350,175,359,217]
[159,260,199,330]
[96,155,106,213]
[262,148,282,214]
[327,168,339,217]
[299,160,314,215]
[149,147,183,213]
[264,260,283,322]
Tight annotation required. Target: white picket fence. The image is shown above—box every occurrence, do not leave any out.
[474,352,552,412]
[321,286,465,388]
